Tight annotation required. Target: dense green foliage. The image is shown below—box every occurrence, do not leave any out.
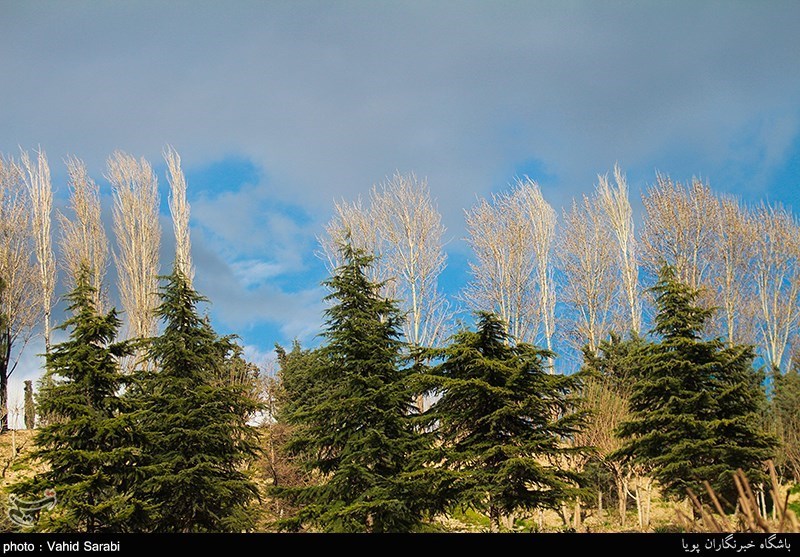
[617,265,776,505]
[13,270,146,532]
[130,269,261,532]
[276,243,431,532]
[420,312,586,531]
[772,363,800,482]
[581,332,648,388]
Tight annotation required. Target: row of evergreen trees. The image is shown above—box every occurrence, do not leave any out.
[12,241,778,532]
[272,245,776,532]
[13,266,260,532]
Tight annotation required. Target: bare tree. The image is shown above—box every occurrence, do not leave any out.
[558,195,617,354]
[641,174,718,292]
[58,156,109,310]
[319,176,451,350]
[596,165,641,334]
[20,148,56,353]
[752,203,800,371]
[517,177,557,356]
[319,198,390,291]
[371,173,449,350]
[164,145,194,284]
[709,195,758,346]
[464,188,537,344]
[0,155,37,431]
[108,151,161,346]
[575,377,633,526]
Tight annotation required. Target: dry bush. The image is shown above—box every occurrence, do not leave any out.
[679,461,799,533]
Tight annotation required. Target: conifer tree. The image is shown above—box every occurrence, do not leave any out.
[275,341,328,429]
[132,268,260,532]
[14,268,145,532]
[617,265,775,505]
[277,243,429,532]
[420,312,585,532]
[772,364,800,482]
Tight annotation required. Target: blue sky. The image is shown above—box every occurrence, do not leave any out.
[1,1,800,397]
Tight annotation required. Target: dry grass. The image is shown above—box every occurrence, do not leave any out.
[678,461,799,533]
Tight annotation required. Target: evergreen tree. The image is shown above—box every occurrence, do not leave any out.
[276,243,429,532]
[275,341,329,428]
[132,268,260,532]
[420,312,585,532]
[13,269,146,532]
[772,363,800,482]
[617,265,775,505]
[581,332,648,388]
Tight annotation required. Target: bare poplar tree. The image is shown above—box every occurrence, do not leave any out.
[0,155,37,431]
[20,148,56,353]
[108,151,161,344]
[164,145,194,283]
[596,165,641,334]
[558,195,617,354]
[371,173,449,350]
[709,195,758,346]
[752,203,800,371]
[319,198,390,291]
[58,156,109,310]
[641,174,718,292]
[464,189,536,344]
[517,177,557,355]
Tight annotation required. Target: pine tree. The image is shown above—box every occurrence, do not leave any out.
[581,332,648,388]
[12,268,146,532]
[772,363,800,482]
[420,312,585,532]
[275,341,329,429]
[132,268,260,532]
[276,242,429,532]
[617,265,775,505]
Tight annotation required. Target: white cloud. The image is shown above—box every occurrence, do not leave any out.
[230,259,287,288]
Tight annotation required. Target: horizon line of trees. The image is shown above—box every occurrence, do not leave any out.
[1,147,799,531]
[268,244,777,532]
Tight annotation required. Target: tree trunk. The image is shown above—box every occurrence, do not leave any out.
[573,496,582,530]
[598,490,603,515]
[415,393,426,414]
[616,476,627,527]
[635,478,653,530]
[559,502,570,526]
[635,484,643,529]
[0,333,8,432]
[43,312,50,355]
[489,505,500,533]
